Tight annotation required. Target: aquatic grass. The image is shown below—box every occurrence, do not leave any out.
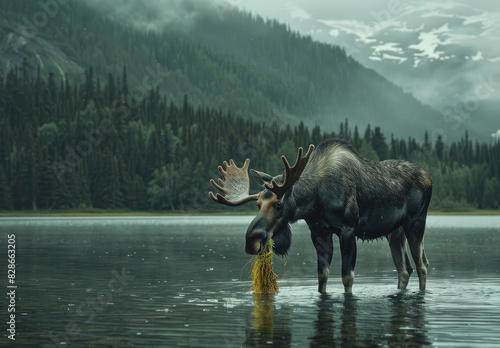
[250,239,279,294]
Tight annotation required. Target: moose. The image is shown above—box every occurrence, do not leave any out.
[209,139,432,293]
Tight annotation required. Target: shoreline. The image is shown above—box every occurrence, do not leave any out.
[0,209,499,217]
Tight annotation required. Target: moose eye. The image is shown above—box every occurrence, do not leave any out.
[276,201,283,210]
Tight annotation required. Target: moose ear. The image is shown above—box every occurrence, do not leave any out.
[250,169,274,187]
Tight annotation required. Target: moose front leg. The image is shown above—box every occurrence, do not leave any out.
[388,227,413,290]
[339,228,357,293]
[310,231,333,293]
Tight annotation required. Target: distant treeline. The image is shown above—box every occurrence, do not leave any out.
[0,67,499,211]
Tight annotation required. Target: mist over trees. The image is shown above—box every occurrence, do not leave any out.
[1,0,446,140]
[0,66,499,212]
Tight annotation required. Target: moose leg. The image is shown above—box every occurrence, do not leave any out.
[388,227,413,290]
[423,249,429,268]
[311,231,333,293]
[339,228,357,293]
[404,218,428,291]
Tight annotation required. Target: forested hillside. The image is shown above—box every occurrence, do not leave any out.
[0,1,309,124]
[1,0,445,138]
[0,67,499,212]
[188,11,445,137]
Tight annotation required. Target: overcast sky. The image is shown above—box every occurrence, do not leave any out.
[228,0,500,108]
[233,0,499,21]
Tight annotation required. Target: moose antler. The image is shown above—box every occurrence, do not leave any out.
[209,158,260,206]
[265,144,315,199]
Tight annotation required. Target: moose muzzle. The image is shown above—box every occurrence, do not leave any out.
[245,214,269,254]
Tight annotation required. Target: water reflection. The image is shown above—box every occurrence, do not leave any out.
[245,294,292,347]
[307,293,360,347]
[340,293,358,347]
[308,293,337,347]
[387,292,429,347]
[307,291,429,347]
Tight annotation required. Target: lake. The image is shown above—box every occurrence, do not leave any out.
[1,215,499,347]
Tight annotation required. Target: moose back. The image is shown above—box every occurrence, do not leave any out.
[209,139,432,293]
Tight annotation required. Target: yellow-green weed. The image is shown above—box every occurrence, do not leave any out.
[250,239,279,294]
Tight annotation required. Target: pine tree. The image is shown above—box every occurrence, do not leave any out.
[390,134,397,159]
[128,175,147,210]
[0,165,12,210]
[435,134,444,161]
[122,65,129,96]
[364,124,372,144]
[359,139,379,161]
[353,126,361,150]
[371,127,388,160]
[147,165,178,210]
[423,131,431,156]
[37,159,56,210]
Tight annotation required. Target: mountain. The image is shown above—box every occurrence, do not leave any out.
[1,1,313,124]
[1,0,447,141]
[184,9,448,142]
[241,0,500,142]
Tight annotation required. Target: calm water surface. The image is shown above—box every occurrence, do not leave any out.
[1,215,499,347]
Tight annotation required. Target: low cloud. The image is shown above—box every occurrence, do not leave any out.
[82,0,230,31]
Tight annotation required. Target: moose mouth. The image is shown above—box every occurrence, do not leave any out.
[245,237,264,255]
[244,224,292,256]
[244,233,269,255]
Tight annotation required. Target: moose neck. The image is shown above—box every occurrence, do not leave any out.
[285,184,317,223]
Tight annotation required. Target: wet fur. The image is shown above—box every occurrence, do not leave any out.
[271,224,292,256]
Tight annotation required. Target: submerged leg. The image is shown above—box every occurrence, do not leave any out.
[388,227,413,290]
[339,228,357,293]
[311,231,333,293]
[404,218,428,291]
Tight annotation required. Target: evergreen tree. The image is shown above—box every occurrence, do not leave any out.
[371,127,388,160]
[0,165,12,210]
[147,165,178,210]
[435,134,444,161]
[359,139,379,161]
[128,175,148,210]
[38,159,56,210]
[364,124,372,144]
[122,65,129,96]
[353,126,361,150]
[482,178,499,209]
[390,134,397,159]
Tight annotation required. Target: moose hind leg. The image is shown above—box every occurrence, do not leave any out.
[339,228,357,293]
[311,231,333,293]
[388,227,413,290]
[404,218,428,291]
[422,249,429,268]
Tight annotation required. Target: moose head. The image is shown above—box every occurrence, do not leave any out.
[209,145,315,256]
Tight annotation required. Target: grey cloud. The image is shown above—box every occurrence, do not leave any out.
[82,0,229,31]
